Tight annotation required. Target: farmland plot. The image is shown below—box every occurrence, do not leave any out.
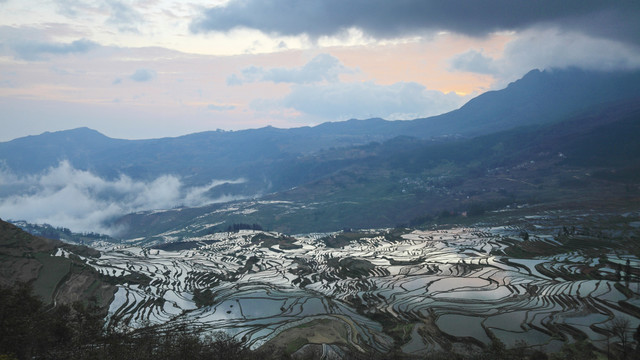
[74,213,640,354]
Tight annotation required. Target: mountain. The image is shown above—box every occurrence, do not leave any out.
[112,96,640,240]
[2,68,639,190]
[1,68,640,238]
[400,68,640,137]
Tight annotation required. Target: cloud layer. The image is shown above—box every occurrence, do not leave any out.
[228,53,354,85]
[234,53,468,120]
[130,68,157,82]
[278,81,466,120]
[191,1,640,45]
[449,28,640,84]
[0,161,244,235]
[10,38,98,61]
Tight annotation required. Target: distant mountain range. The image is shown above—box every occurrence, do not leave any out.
[2,67,640,239]
[3,68,640,188]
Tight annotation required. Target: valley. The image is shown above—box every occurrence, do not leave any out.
[69,210,640,356]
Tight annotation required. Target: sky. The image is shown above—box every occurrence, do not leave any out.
[1,0,640,142]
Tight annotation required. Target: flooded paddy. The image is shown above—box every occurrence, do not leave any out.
[77,212,640,354]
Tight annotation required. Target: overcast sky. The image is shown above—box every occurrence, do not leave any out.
[1,0,640,141]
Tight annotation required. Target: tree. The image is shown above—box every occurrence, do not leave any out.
[609,317,632,360]
[617,263,623,282]
[633,325,640,359]
[0,283,45,359]
[0,283,268,360]
[549,340,595,360]
[625,259,631,288]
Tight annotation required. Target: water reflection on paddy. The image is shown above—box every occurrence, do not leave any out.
[399,276,433,291]
[238,298,287,318]
[94,221,640,354]
[436,314,490,344]
[428,277,491,292]
[484,311,527,332]
[438,286,511,301]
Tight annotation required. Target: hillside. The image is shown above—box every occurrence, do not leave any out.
[0,219,116,309]
[400,68,640,137]
[112,96,640,241]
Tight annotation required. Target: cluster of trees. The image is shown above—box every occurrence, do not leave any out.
[405,199,520,228]
[15,222,113,243]
[0,283,279,360]
[2,282,640,360]
[1,283,102,359]
[192,288,215,308]
[15,223,72,241]
[604,317,640,360]
[226,223,263,232]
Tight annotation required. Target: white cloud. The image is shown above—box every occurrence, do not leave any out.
[228,53,355,85]
[235,53,467,121]
[448,49,497,75]
[275,80,467,120]
[10,38,98,61]
[129,68,156,82]
[0,161,245,235]
[105,0,144,33]
[207,103,235,111]
[54,0,100,18]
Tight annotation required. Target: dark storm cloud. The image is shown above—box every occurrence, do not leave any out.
[190,1,640,45]
[11,38,98,61]
[448,29,640,82]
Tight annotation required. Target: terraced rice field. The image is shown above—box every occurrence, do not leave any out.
[71,213,640,354]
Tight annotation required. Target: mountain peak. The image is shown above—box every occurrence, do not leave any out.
[11,127,109,144]
[48,127,108,138]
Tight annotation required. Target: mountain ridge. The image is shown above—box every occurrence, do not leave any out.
[8,68,640,146]
[111,96,640,240]
[2,67,640,237]
[3,68,640,164]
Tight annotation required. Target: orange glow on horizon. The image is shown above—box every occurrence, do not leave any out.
[329,32,513,95]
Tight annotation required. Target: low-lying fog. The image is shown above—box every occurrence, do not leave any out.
[0,160,245,235]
